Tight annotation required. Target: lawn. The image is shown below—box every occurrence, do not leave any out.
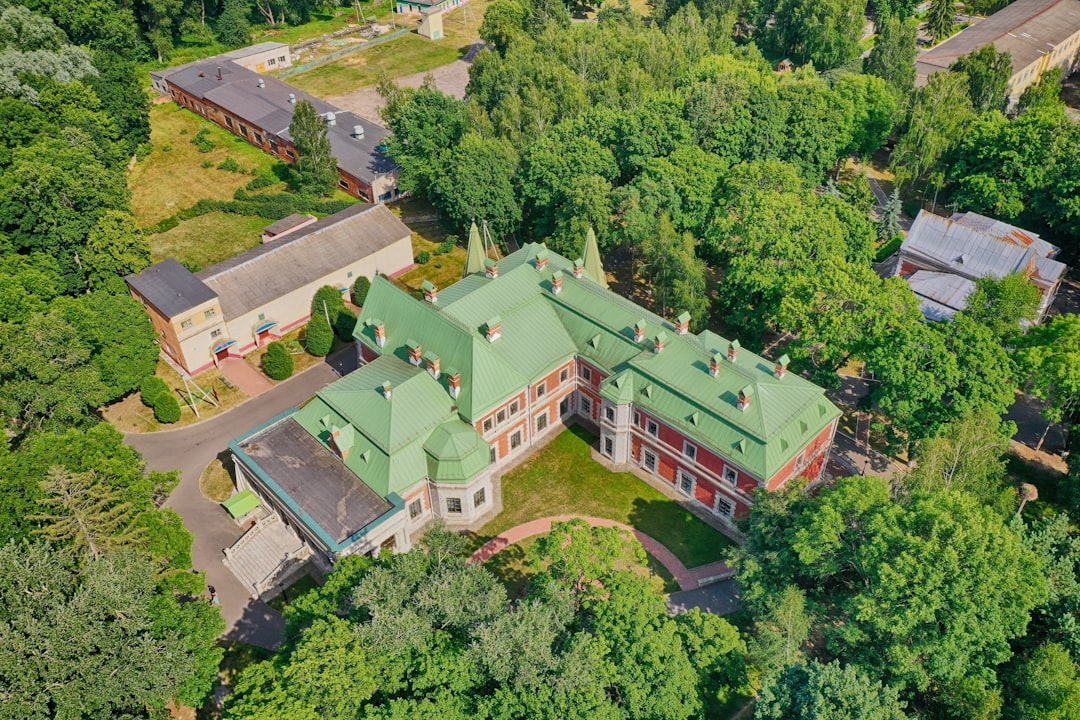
[200,458,236,502]
[243,326,349,378]
[130,104,286,226]
[150,213,268,269]
[284,0,489,98]
[474,425,735,569]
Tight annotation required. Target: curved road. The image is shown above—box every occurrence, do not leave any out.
[125,349,354,649]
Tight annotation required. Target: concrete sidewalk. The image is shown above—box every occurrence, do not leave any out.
[469,515,733,592]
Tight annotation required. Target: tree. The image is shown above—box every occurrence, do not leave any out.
[642,214,708,326]
[480,0,527,54]
[289,99,337,197]
[1003,643,1080,720]
[756,661,909,720]
[748,585,812,674]
[961,272,1041,340]
[890,70,974,189]
[334,307,357,341]
[877,188,902,242]
[32,466,143,558]
[153,391,181,423]
[262,341,294,380]
[864,15,919,99]
[86,50,150,154]
[305,311,334,356]
[0,5,97,104]
[835,73,898,158]
[924,0,956,44]
[1018,314,1080,427]
[82,210,150,290]
[950,45,1013,115]
[352,275,371,306]
[770,0,868,69]
[141,375,170,407]
[1018,67,1065,115]
[215,0,251,47]
[312,284,345,325]
[431,132,521,239]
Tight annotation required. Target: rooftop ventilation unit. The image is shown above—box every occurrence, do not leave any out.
[353,124,365,140]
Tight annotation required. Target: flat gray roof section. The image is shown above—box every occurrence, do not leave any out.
[263,213,314,237]
[915,0,1080,85]
[159,58,395,184]
[906,270,976,321]
[240,417,393,546]
[126,258,218,319]
[222,41,289,60]
[197,203,411,318]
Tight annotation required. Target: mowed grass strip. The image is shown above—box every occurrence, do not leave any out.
[130,104,284,226]
[149,212,268,268]
[476,426,735,569]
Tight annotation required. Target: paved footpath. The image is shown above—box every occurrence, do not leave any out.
[469,515,732,592]
[126,348,355,649]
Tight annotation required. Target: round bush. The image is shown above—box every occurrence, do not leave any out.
[262,341,294,380]
[416,250,431,265]
[140,376,170,407]
[312,285,345,320]
[153,392,181,424]
[305,312,334,357]
[352,275,371,306]
[334,308,358,341]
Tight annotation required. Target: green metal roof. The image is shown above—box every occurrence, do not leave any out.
[423,420,491,483]
[581,227,608,288]
[464,221,486,277]
[222,488,261,518]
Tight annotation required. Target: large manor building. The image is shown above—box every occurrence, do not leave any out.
[225,232,840,593]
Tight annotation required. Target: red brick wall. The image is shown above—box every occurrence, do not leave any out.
[766,420,836,491]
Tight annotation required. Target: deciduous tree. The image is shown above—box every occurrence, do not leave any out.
[756,661,909,720]
[950,45,1013,115]
[864,15,919,99]
[289,98,337,197]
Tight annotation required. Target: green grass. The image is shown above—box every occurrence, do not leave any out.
[474,426,735,569]
[131,104,286,226]
[150,213,268,269]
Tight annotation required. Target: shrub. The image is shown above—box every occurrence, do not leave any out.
[140,376,170,407]
[436,236,457,255]
[352,275,371,306]
[191,128,216,153]
[217,156,240,172]
[246,172,276,190]
[312,285,345,321]
[135,142,153,161]
[148,215,180,234]
[162,143,172,152]
[305,313,334,357]
[153,392,181,424]
[262,341,294,380]
[202,159,213,168]
[416,250,430,265]
[334,308,357,341]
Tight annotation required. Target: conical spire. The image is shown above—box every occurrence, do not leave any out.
[464,221,486,277]
[581,226,608,288]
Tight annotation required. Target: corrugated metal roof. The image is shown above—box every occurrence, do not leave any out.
[126,258,218,318]
[906,270,976,321]
[915,0,1080,85]
[197,203,410,318]
[949,211,1058,257]
[263,213,313,236]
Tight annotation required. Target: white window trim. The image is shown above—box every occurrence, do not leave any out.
[722,464,738,486]
[646,419,659,437]
[678,469,696,497]
[642,449,658,475]
[715,494,735,518]
[683,441,697,459]
[580,395,592,416]
[582,366,592,382]
[536,382,547,398]
[536,411,548,432]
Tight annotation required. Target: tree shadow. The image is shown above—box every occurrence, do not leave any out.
[627,497,734,570]
[224,596,286,652]
[483,542,533,601]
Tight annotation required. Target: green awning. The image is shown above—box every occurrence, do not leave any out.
[222,489,261,519]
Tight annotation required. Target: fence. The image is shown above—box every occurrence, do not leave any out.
[280,27,413,78]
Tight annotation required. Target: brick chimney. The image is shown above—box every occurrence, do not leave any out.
[535,248,549,271]
[737,385,753,411]
[407,339,422,365]
[371,319,386,348]
[425,351,441,379]
[727,339,740,362]
[674,312,690,335]
[446,367,461,398]
[572,259,584,279]
[653,331,667,354]
[484,257,498,279]
[775,354,790,379]
[633,320,647,343]
[485,316,502,342]
[709,352,723,377]
[551,271,563,295]
[381,381,392,400]
[422,280,438,303]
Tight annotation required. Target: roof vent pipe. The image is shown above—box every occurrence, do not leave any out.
[353,124,365,139]
[216,66,222,81]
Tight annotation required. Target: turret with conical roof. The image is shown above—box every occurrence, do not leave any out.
[464,221,486,278]
[581,226,608,288]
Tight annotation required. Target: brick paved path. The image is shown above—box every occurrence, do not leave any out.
[469,515,732,592]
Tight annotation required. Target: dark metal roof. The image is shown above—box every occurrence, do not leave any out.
[126,258,217,319]
[157,58,395,184]
[240,417,393,545]
[263,213,313,236]
[196,203,411,318]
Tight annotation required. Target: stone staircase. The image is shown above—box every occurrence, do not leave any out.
[223,514,311,599]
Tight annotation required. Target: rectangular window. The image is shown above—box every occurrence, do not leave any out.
[347,271,354,278]
[269,139,279,153]
[253,132,263,145]
[285,148,295,160]
[181,319,193,330]
[239,124,248,136]
[279,55,286,62]
[446,497,462,514]
[204,308,216,319]
[510,431,522,450]
[537,413,548,432]
[473,488,486,508]
[604,406,615,423]
[634,411,641,426]
[267,58,276,66]
[211,329,222,338]
[647,420,659,437]
[560,368,569,383]
[559,396,571,416]
[339,179,349,190]
[723,466,738,485]
[678,470,695,496]
[490,445,497,463]
[581,396,592,417]
[642,449,658,474]
[536,383,546,398]
[409,499,422,518]
[582,366,592,382]
[496,409,507,424]
[604,436,613,456]
[509,400,519,415]
[483,418,493,433]
[683,442,697,460]
[716,496,734,517]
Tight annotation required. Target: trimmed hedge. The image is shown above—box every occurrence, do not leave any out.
[312,285,345,320]
[153,392,181,424]
[140,376,170,407]
[262,341,294,380]
[334,308,357,341]
[352,276,371,306]
[305,312,334,357]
